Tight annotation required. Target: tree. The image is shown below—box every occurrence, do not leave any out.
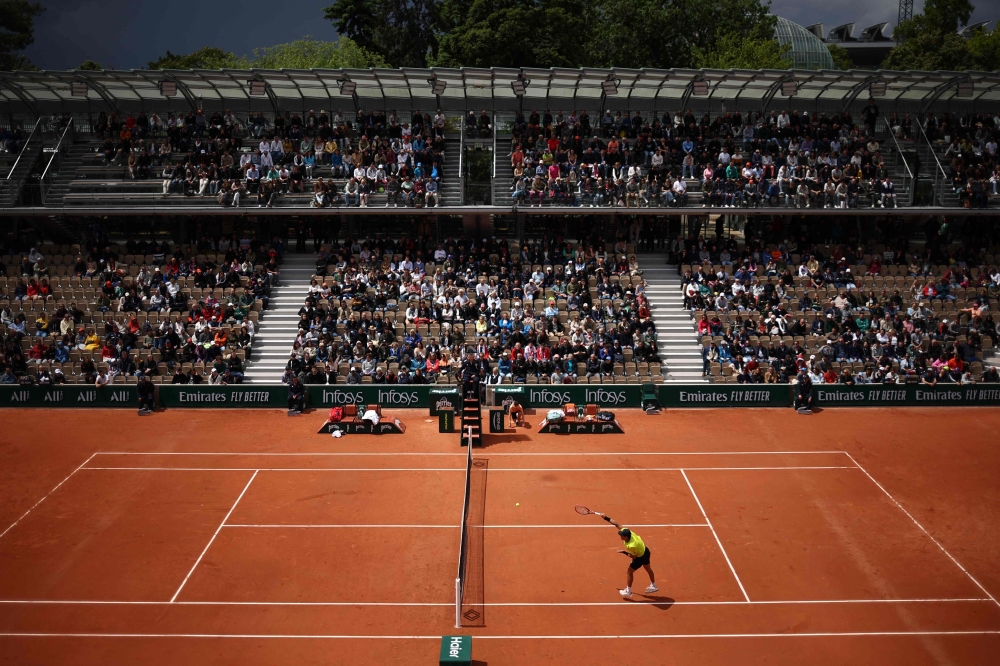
[0,0,44,71]
[693,31,790,70]
[826,44,853,70]
[881,0,980,69]
[148,46,240,70]
[77,59,103,71]
[434,0,591,68]
[248,38,387,69]
[584,0,777,69]
[323,0,440,67]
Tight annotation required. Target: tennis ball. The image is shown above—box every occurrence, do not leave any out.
[516,503,520,506]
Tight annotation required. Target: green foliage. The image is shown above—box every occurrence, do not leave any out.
[148,39,386,71]
[323,0,439,67]
[0,0,44,71]
[247,38,388,69]
[434,0,591,68]
[76,59,103,71]
[148,46,240,70]
[881,0,1000,70]
[693,31,791,70]
[826,43,854,70]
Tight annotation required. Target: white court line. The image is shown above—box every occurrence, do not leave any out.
[681,470,750,603]
[78,466,856,472]
[80,467,466,472]
[845,452,1000,611]
[94,452,467,456]
[222,524,708,529]
[0,598,990,607]
[170,470,258,603]
[2,631,999,639]
[0,452,98,541]
[93,451,847,457]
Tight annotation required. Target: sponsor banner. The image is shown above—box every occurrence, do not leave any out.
[0,385,137,407]
[489,409,505,433]
[658,384,791,408]
[522,385,643,408]
[813,384,1000,407]
[308,386,434,408]
[540,420,625,434]
[429,387,460,415]
[158,385,286,408]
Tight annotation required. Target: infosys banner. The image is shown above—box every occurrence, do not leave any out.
[657,384,790,408]
[521,386,643,407]
[309,386,437,408]
[0,385,137,407]
[813,385,1000,407]
[157,385,286,408]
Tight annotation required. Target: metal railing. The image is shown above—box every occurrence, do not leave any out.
[885,128,915,206]
[915,119,950,206]
[0,117,43,207]
[457,117,465,206]
[40,118,75,203]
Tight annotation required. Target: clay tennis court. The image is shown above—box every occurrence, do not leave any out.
[1,407,999,665]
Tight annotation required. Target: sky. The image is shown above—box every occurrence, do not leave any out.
[22,0,1000,71]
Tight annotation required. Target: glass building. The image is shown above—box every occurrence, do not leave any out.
[775,17,836,70]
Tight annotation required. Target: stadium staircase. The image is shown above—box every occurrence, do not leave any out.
[241,253,316,384]
[639,253,707,383]
[461,380,483,447]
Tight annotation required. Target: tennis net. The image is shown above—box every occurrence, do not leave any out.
[454,437,473,627]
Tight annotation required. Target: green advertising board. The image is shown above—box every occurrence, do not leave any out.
[439,635,471,664]
[657,384,791,408]
[813,384,1000,407]
[519,385,643,407]
[429,387,461,415]
[308,385,440,408]
[157,384,287,408]
[0,385,137,407]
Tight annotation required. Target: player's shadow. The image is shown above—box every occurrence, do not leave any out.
[482,434,532,447]
[629,595,675,610]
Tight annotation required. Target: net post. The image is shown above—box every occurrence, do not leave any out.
[455,577,462,628]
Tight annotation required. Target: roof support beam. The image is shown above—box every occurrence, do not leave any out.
[841,74,881,114]
[921,75,971,113]
[760,73,796,113]
[0,76,38,116]
[248,72,280,115]
[74,73,118,114]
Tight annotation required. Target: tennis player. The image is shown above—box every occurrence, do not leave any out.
[605,515,657,598]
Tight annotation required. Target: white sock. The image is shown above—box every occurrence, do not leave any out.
[624,587,631,593]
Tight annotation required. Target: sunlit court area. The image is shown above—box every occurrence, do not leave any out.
[3,0,1000,662]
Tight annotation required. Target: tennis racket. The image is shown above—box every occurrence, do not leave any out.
[575,505,608,519]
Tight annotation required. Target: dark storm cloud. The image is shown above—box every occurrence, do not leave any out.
[21,0,1000,70]
[23,0,337,70]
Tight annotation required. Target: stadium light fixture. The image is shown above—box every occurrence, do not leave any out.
[956,82,974,97]
[338,79,357,96]
[511,75,529,97]
[248,79,267,96]
[780,79,798,97]
[601,79,620,96]
[869,82,887,97]
[159,80,177,97]
[429,78,447,95]
[70,82,88,97]
[692,79,710,96]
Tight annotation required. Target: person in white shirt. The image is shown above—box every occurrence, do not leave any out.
[671,178,687,205]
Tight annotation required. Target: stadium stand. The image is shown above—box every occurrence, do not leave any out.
[276,235,663,386]
[675,235,1000,384]
[0,236,278,386]
[494,103,914,211]
[45,109,459,209]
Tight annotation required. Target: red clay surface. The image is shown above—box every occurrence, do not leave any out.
[0,407,999,664]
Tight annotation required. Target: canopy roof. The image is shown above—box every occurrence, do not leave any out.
[0,68,995,114]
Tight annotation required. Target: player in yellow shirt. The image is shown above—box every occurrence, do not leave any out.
[605,515,657,598]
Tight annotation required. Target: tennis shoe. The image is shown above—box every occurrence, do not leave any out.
[619,587,632,598]
[645,584,658,594]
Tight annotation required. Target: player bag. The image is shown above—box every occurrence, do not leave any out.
[596,410,615,422]
[328,406,344,422]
